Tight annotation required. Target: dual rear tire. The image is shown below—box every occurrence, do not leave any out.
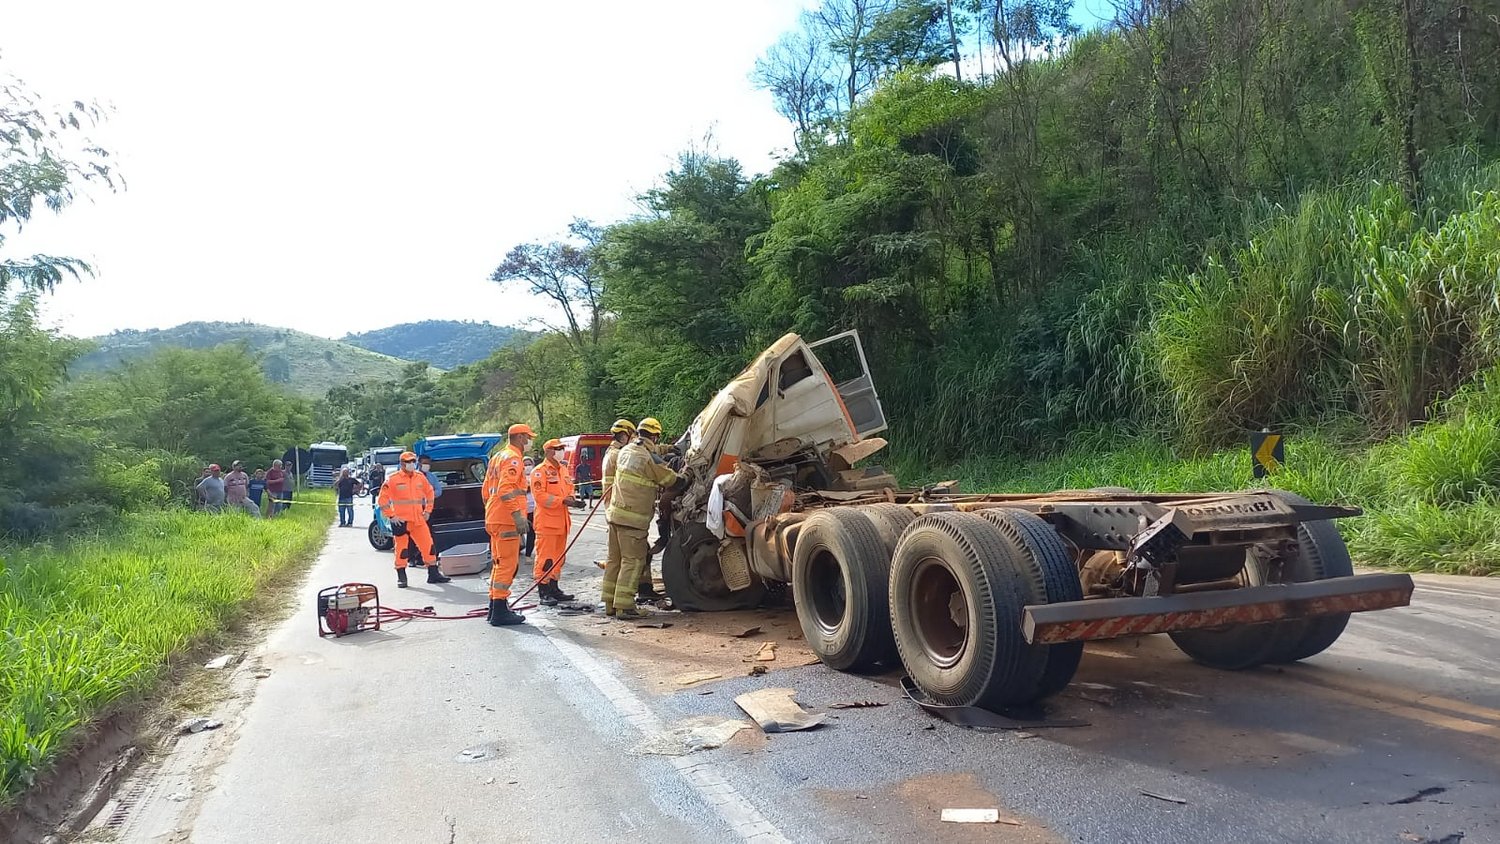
[793,506,1082,706]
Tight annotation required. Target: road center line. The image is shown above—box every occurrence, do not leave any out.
[531,618,790,843]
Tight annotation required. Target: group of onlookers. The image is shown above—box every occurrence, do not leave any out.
[195,459,293,517]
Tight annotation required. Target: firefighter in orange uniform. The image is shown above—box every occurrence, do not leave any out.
[530,438,579,605]
[482,424,533,625]
[378,451,450,588]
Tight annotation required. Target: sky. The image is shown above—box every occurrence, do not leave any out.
[4,1,1115,342]
[3,0,809,339]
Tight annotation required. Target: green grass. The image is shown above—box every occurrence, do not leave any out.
[0,491,332,799]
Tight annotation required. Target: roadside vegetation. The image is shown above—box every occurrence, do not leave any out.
[0,492,331,798]
[1,62,332,803]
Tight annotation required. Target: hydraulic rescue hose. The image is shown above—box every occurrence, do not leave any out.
[505,491,605,610]
[369,486,607,624]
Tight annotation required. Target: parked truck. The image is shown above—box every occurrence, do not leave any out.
[658,330,1414,709]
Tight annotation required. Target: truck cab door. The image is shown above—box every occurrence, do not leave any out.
[808,330,887,437]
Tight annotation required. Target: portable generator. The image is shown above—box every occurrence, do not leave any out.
[316,582,381,637]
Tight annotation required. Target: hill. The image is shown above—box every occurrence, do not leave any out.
[342,320,529,368]
[74,322,415,398]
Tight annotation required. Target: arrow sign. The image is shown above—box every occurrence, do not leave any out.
[1251,431,1283,478]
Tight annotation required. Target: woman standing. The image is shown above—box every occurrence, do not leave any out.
[335,467,361,527]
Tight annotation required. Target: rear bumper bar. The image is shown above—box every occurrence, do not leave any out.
[1022,573,1414,644]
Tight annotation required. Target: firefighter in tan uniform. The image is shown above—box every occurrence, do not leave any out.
[602,418,678,619]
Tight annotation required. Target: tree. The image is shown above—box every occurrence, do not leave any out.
[1,61,120,296]
[753,30,839,147]
[490,221,603,356]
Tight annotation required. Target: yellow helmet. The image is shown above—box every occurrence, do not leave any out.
[610,418,636,435]
[638,417,663,436]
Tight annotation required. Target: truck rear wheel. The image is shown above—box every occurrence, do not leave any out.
[978,509,1085,698]
[1263,490,1355,663]
[889,512,1051,709]
[1168,490,1354,668]
[792,509,898,670]
[854,503,917,549]
[662,522,766,612]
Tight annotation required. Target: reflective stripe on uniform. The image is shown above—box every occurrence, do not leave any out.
[615,472,660,488]
[500,490,525,501]
[499,530,519,539]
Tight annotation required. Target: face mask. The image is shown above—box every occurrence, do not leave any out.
[401,461,416,472]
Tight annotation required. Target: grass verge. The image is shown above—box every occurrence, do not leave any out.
[0,491,332,800]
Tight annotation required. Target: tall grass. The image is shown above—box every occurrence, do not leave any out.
[1153,156,1500,444]
[0,493,331,799]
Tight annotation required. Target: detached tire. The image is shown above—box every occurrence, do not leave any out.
[1169,490,1355,669]
[889,512,1050,709]
[978,509,1085,698]
[793,509,899,670]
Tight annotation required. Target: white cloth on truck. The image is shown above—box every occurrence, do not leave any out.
[705,474,735,539]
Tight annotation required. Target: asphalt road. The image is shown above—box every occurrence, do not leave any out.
[88,506,1499,844]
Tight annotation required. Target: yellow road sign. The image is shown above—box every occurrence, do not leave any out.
[1251,431,1283,478]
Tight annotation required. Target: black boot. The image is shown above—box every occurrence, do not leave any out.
[396,568,408,588]
[488,598,526,626]
[538,581,559,606]
[552,581,576,602]
[426,562,451,584]
[636,581,663,604]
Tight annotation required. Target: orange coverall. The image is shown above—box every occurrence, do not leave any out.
[482,444,527,600]
[530,457,573,583]
[378,469,434,569]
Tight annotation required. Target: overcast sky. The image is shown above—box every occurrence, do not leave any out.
[4,1,809,339]
[5,1,1113,341]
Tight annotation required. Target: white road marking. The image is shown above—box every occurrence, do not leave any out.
[532,617,791,843]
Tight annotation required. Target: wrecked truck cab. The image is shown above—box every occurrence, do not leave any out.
[665,330,894,611]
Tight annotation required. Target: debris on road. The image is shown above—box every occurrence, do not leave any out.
[828,701,887,709]
[733,626,763,638]
[748,665,768,676]
[166,791,190,802]
[251,668,272,679]
[735,687,826,733]
[754,642,778,662]
[636,621,673,629]
[635,717,750,756]
[1140,790,1189,805]
[902,677,1089,730]
[177,717,223,735]
[204,655,234,670]
[940,808,1012,824]
[1388,786,1447,805]
[674,670,723,687]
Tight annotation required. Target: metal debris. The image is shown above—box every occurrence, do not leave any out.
[1140,790,1188,805]
[635,621,673,629]
[828,701,887,710]
[735,687,826,733]
[733,626,763,638]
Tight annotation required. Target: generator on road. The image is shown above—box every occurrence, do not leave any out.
[660,331,1415,711]
[316,583,381,637]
